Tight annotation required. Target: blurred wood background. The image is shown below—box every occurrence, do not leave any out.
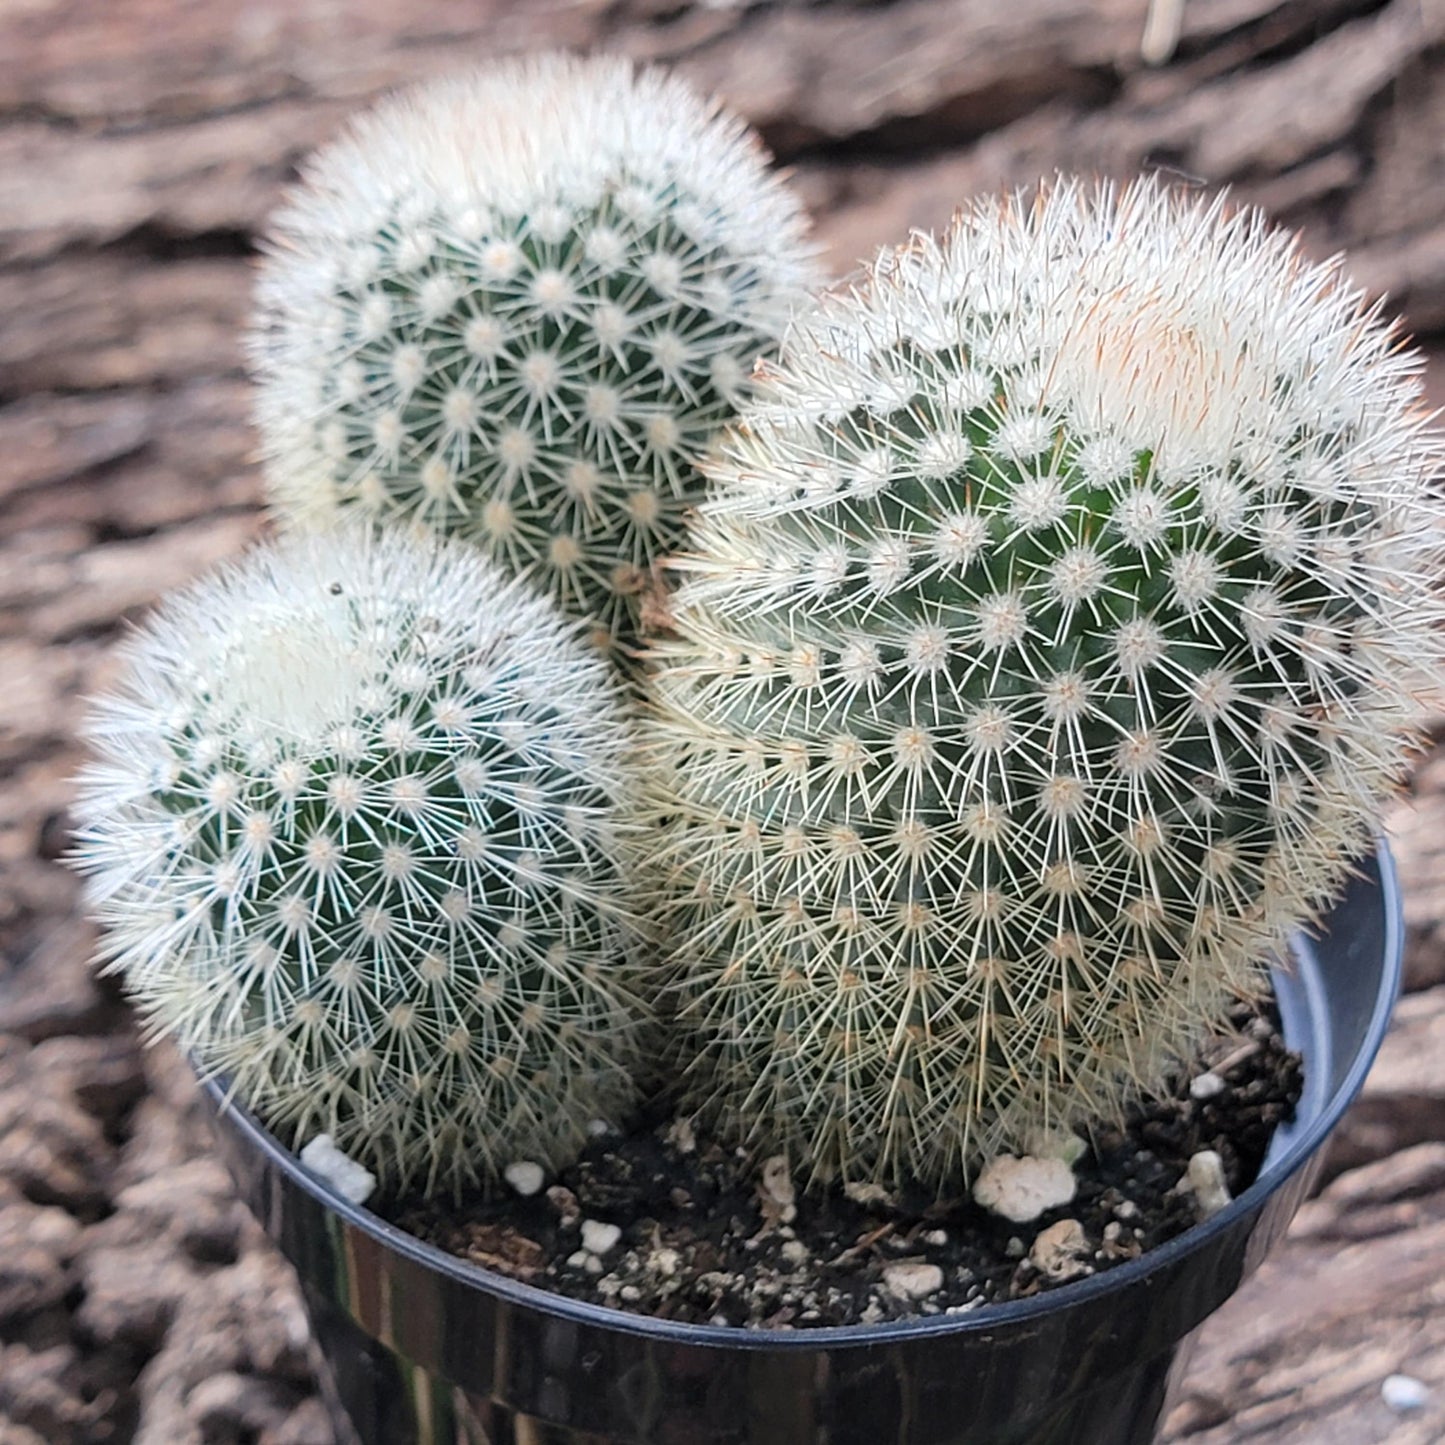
[2,2,1444,1441]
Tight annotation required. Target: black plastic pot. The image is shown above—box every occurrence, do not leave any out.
[202,846,1403,1445]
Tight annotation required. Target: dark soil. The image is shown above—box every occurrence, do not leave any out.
[387,998,1302,1330]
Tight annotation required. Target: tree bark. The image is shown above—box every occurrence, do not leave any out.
[3,3,1443,1439]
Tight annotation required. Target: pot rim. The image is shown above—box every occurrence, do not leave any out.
[206,843,1402,1351]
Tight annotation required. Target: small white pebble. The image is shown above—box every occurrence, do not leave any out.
[923,1229,949,1247]
[566,1249,590,1269]
[298,1135,376,1206]
[843,1181,892,1207]
[586,1118,614,1138]
[759,1154,798,1224]
[1189,1071,1226,1101]
[1382,1374,1431,1413]
[710,1313,730,1328]
[546,1185,581,1227]
[781,1239,810,1266]
[503,1161,545,1197]
[883,1261,944,1301]
[666,1117,697,1154]
[1115,1199,1140,1221]
[583,1254,604,1276]
[1005,1236,1026,1259]
[1028,1219,1093,1282]
[651,1247,681,1277]
[581,1219,622,1256]
[1182,1150,1233,1221]
[973,1154,1078,1223]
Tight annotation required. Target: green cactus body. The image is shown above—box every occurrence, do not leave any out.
[253,54,818,659]
[644,181,1444,1192]
[73,528,647,1195]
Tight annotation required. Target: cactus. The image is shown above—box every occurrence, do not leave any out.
[251,53,818,659]
[642,179,1445,1193]
[72,526,648,1195]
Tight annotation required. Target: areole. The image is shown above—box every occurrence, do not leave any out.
[202,846,1402,1445]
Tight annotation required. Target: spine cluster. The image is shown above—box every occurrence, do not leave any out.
[641,180,1445,1191]
[74,527,648,1195]
[252,54,817,658]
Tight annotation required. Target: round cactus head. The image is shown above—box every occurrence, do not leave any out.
[252,53,818,660]
[72,526,648,1196]
[643,178,1445,1193]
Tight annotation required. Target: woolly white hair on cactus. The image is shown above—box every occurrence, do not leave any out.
[643,178,1445,1193]
[252,53,818,659]
[72,526,647,1196]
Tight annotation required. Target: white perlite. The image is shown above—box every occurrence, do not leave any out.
[973,1154,1077,1223]
[580,1219,622,1256]
[1381,1374,1431,1413]
[299,1134,376,1206]
[504,1161,545,1197]
[882,1261,944,1301]
[1182,1150,1232,1221]
[1189,1071,1226,1100]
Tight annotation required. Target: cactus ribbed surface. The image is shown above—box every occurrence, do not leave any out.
[252,53,817,659]
[643,180,1445,1192]
[72,527,647,1194]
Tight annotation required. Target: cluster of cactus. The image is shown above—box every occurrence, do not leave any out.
[73,527,646,1193]
[252,53,817,658]
[72,47,1445,1210]
[641,180,1444,1191]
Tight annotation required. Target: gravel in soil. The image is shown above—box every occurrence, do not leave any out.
[387,997,1302,1330]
